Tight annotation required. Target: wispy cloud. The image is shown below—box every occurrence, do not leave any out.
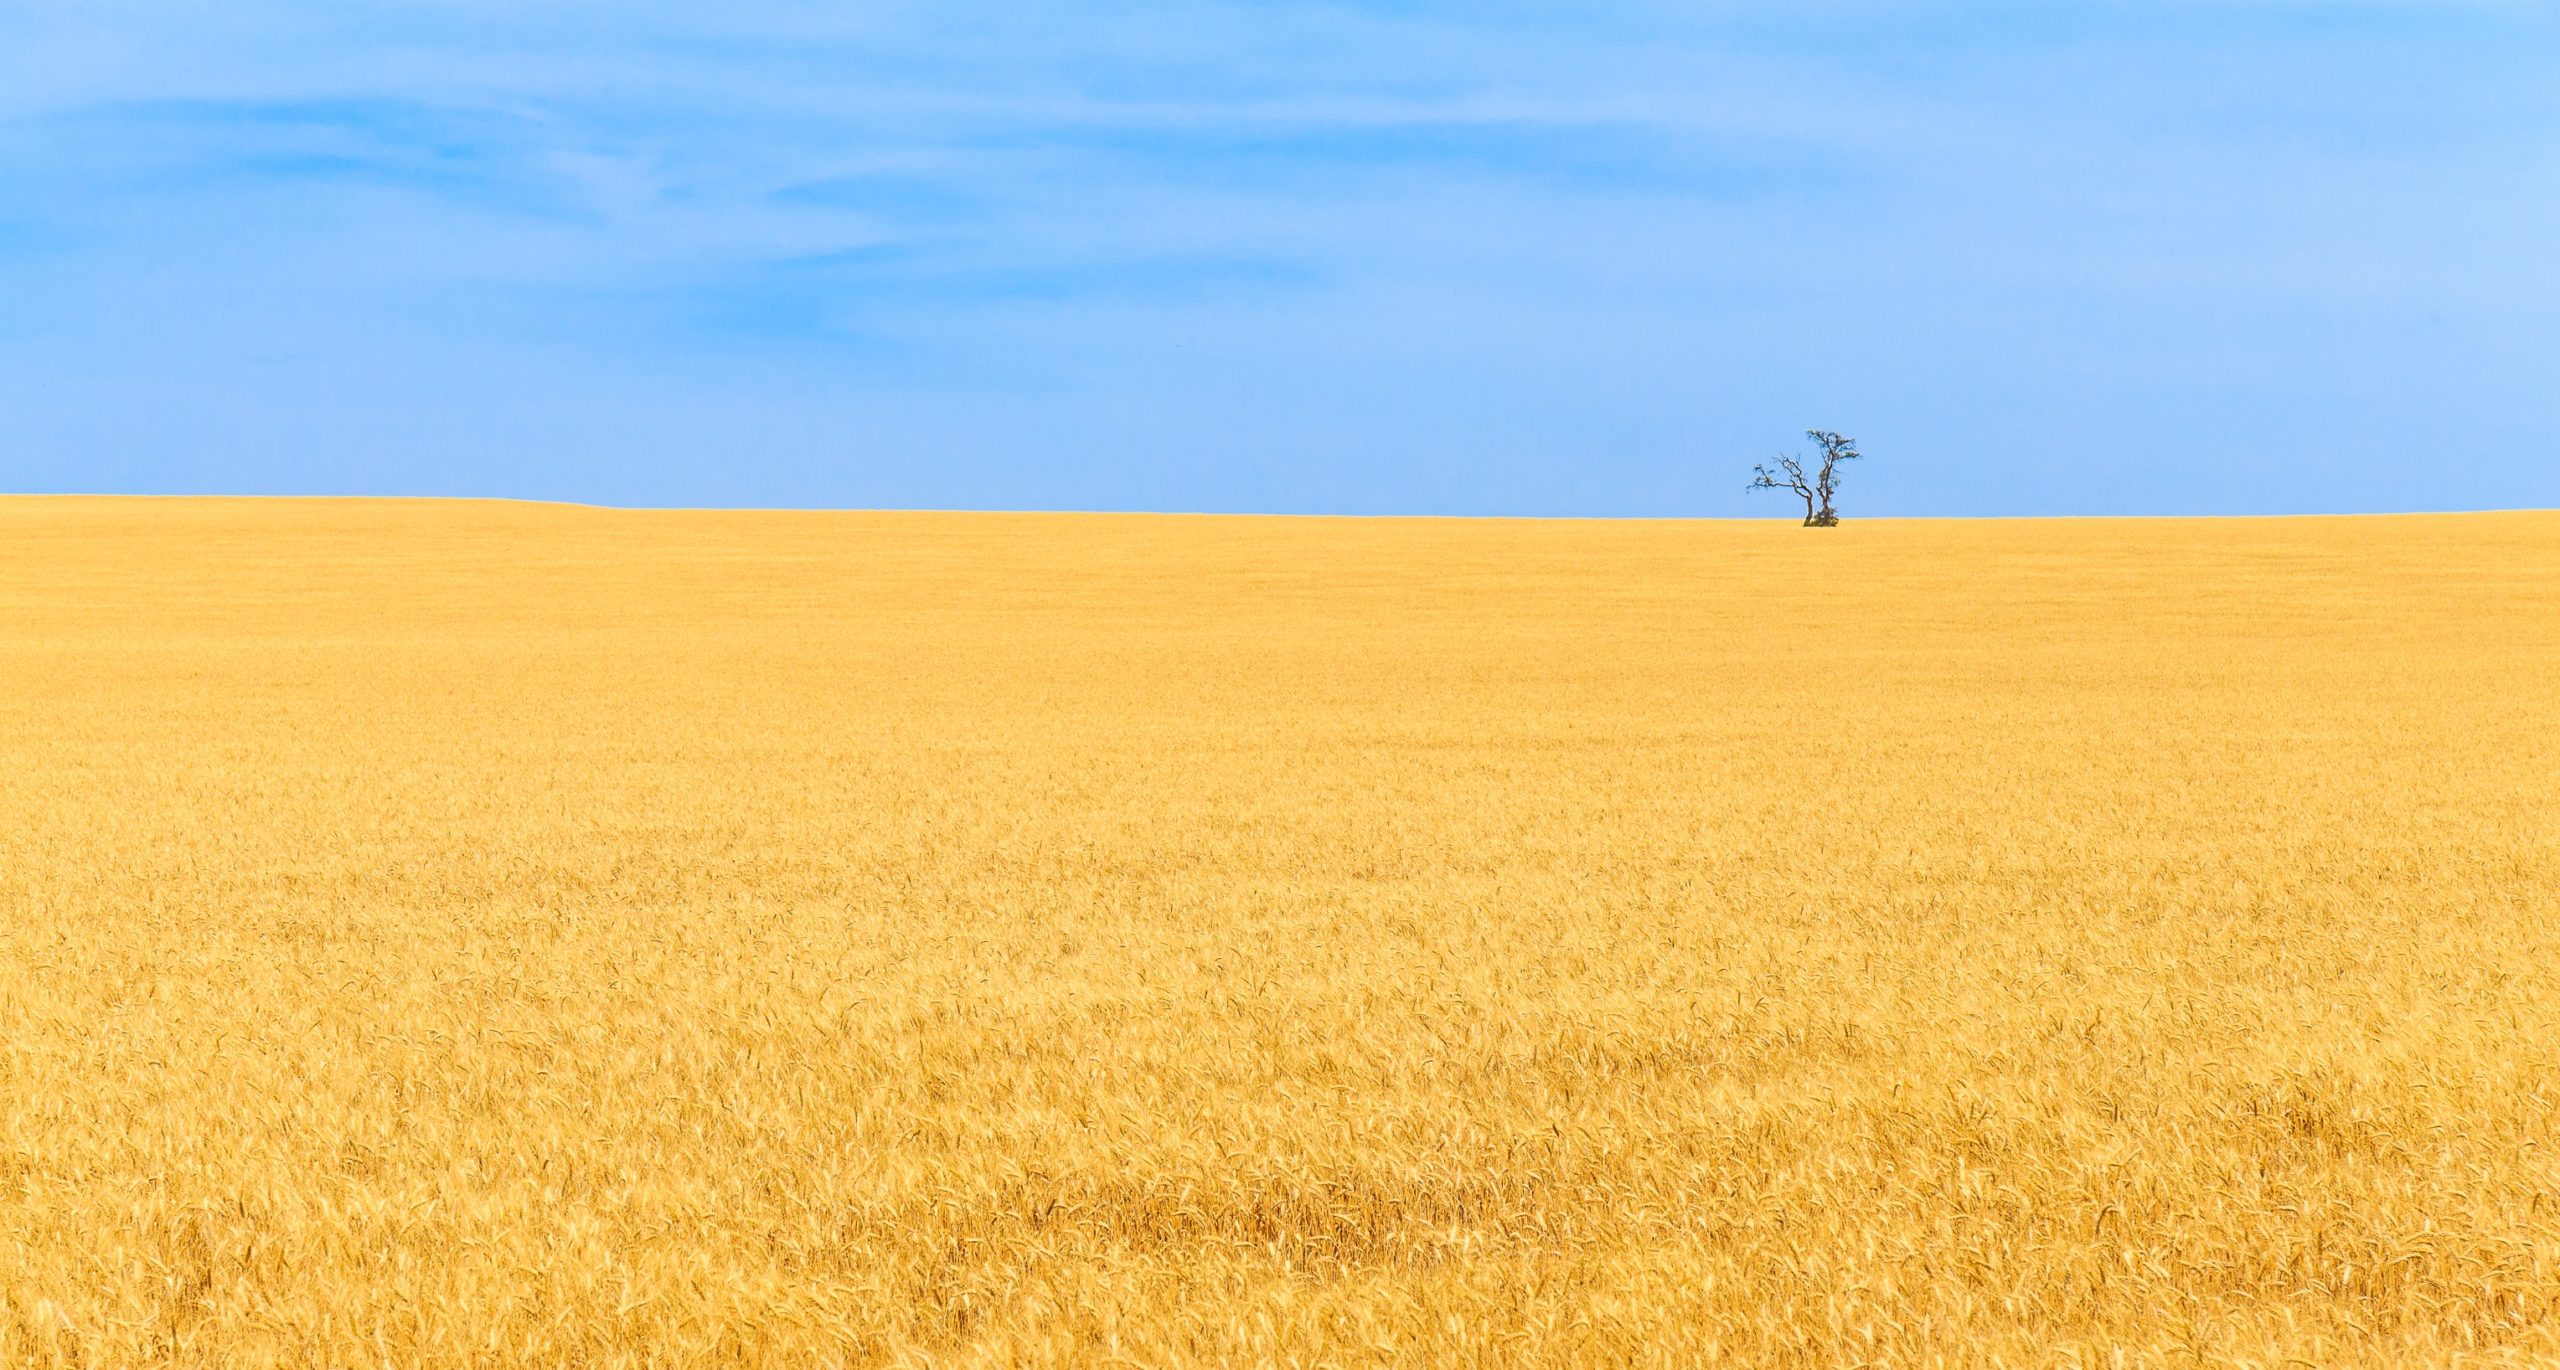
[33,97,573,213]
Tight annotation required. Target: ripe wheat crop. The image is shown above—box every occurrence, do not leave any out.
[2,498,2556,1367]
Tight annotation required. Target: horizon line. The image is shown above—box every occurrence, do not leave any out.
[3,492,2554,524]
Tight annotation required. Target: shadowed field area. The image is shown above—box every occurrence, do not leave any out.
[2,498,2557,1366]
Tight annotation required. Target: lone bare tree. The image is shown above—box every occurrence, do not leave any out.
[1749,431,1861,526]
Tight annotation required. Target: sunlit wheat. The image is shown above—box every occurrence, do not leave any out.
[2,498,2555,1366]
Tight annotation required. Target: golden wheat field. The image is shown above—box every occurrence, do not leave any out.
[3,497,2558,1367]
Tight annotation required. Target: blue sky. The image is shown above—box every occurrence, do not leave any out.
[2,2,2554,516]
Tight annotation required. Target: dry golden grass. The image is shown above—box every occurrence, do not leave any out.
[2,497,2557,1367]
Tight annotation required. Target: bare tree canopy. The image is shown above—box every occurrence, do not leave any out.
[1749,431,1862,526]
